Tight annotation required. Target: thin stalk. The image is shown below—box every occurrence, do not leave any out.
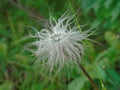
[77,60,99,90]
[7,14,17,40]
[67,0,81,31]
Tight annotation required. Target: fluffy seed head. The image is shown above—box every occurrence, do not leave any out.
[27,12,89,74]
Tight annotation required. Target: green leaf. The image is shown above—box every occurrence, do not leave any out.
[111,2,120,21]
[105,68,120,89]
[46,84,60,90]
[105,31,117,45]
[85,41,96,60]
[93,0,102,12]
[81,0,95,13]
[91,18,102,27]
[32,83,43,90]
[104,0,113,8]
[0,42,7,56]
[68,75,87,90]
[91,64,105,80]
[0,82,13,90]
[13,54,30,64]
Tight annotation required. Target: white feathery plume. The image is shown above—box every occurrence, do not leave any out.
[26,11,90,74]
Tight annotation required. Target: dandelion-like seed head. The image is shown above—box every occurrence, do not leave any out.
[27,12,89,74]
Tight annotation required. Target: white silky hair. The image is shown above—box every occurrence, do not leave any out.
[26,12,90,74]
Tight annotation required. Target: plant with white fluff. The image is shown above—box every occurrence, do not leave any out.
[26,12,98,90]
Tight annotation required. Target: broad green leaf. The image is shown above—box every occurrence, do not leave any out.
[93,65,106,80]
[105,68,120,89]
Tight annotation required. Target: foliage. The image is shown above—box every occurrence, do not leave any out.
[0,0,120,90]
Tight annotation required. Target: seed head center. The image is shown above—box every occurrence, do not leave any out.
[50,31,65,42]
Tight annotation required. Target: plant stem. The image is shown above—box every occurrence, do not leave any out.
[77,60,99,90]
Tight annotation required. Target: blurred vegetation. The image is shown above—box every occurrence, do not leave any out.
[0,0,120,90]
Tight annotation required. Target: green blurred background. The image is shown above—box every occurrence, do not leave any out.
[0,0,120,90]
